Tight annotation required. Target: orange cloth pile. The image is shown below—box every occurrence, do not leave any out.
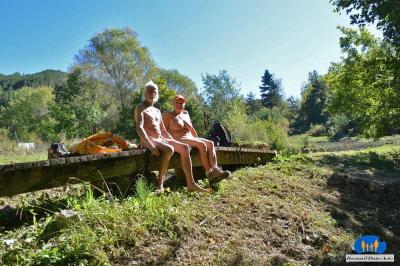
[72,133,131,155]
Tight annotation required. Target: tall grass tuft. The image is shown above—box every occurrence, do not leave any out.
[135,177,151,210]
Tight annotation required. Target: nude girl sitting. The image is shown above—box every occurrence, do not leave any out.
[135,81,209,193]
[162,95,230,182]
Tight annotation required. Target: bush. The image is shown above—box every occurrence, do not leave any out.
[327,114,359,141]
[307,124,327,137]
[223,102,288,150]
[0,128,49,155]
[0,128,17,154]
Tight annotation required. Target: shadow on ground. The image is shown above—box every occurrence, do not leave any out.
[318,152,400,261]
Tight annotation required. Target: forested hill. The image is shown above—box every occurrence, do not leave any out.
[0,69,66,91]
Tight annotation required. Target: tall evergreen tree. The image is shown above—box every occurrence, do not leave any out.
[246,92,256,114]
[259,69,282,108]
[286,95,300,122]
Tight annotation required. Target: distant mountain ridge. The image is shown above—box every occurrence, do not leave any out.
[0,69,67,91]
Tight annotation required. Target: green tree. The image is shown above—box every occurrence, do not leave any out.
[326,27,399,137]
[286,96,300,123]
[185,98,208,137]
[158,69,199,101]
[74,28,157,109]
[54,68,85,104]
[295,71,329,132]
[246,92,263,115]
[0,86,56,141]
[0,70,66,91]
[0,87,12,108]
[201,70,241,123]
[331,0,400,46]
[326,113,360,140]
[259,69,283,108]
[52,68,105,139]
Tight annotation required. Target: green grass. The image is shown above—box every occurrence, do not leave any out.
[288,134,400,154]
[328,143,400,154]
[1,145,400,264]
[314,145,400,172]
[288,134,329,149]
[286,134,330,154]
[0,151,47,165]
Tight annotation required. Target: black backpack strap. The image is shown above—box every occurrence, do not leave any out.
[221,123,232,143]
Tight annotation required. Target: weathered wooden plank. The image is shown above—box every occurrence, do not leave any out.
[0,156,149,197]
[0,147,276,197]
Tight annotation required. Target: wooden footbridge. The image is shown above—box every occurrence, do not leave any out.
[0,147,276,197]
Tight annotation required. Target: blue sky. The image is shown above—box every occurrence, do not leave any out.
[0,0,380,98]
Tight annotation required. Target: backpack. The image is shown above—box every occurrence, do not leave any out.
[48,143,72,159]
[207,122,233,147]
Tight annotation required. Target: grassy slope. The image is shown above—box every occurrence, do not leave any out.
[1,146,400,265]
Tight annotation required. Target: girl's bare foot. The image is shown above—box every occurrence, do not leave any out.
[187,184,211,193]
